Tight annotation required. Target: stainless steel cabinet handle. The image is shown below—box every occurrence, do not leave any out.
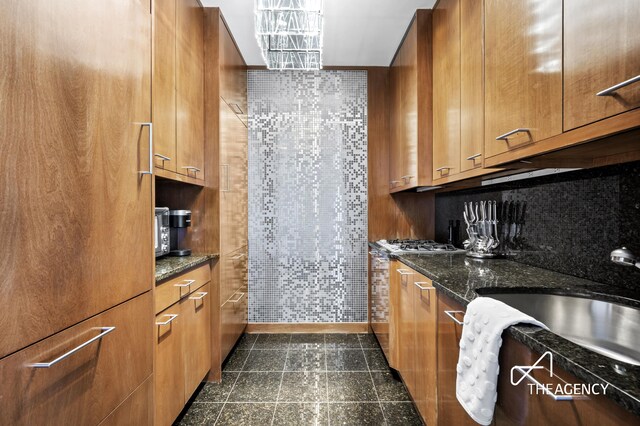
[231,103,244,114]
[174,279,195,289]
[154,153,171,161]
[496,128,530,141]
[155,314,179,326]
[189,292,208,300]
[138,122,153,175]
[510,365,575,401]
[228,292,245,303]
[596,75,640,97]
[414,282,435,291]
[28,326,116,368]
[230,253,245,260]
[396,269,415,275]
[466,153,482,161]
[401,175,414,182]
[444,310,465,325]
[435,166,452,172]
[182,166,201,173]
[221,164,230,192]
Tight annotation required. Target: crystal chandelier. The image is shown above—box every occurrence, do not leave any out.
[255,0,323,70]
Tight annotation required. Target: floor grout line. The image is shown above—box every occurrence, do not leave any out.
[360,334,389,426]
[269,334,290,426]
[325,334,330,426]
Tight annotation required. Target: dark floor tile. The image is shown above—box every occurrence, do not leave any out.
[289,333,325,349]
[235,333,258,351]
[326,349,368,371]
[381,402,424,426]
[364,349,390,371]
[215,403,275,425]
[222,349,250,372]
[285,349,326,371]
[278,372,328,402]
[227,372,283,402]
[253,333,292,349]
[273,403,328,426]
[371,371,411,402]
[175,402,223,425]
[193,373,239,402]
[242,350,287,371]
[329,403,386,426]
[327,372,378,402]
[325,334,361,349]
[358,333,381,349]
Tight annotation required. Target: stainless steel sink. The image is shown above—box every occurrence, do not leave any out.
[480,292,640,366]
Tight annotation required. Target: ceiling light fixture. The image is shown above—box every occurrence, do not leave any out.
[255,0,323,70]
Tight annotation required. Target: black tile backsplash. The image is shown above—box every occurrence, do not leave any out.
[435,161,640,292]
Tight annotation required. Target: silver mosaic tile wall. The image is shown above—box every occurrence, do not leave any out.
[248,70,368,323]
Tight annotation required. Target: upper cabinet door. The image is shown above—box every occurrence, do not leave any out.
[0,0,152,358]
[484,0,562,158]
[432,0,461,181]
[152,0,177,172]
[564,0,640,131]
[219,18,248,123]
[176,0,205,180]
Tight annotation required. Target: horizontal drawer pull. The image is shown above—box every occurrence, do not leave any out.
[511,364,575,401]
[401,175,414,181]
[596,74,640,97]
[189,292,208,300]
[29,326,116,368]
[435,166,452,172]
[414,282,435,291]
[444,310,465,325]
[495,128,530,140]
[466,153,482,161]
[231,103,244,114]
[155,314,179,326]
[228,292,245,303]
[230,253,245,260]
[182,166,201,172]
[174,279,195,288]
[154,153,171,161]
[396,269,415,276]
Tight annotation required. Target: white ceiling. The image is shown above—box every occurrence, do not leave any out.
[201,0,436,66]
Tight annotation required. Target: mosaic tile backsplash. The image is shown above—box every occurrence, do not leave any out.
[247,70,368,323]
[435,161,640,292]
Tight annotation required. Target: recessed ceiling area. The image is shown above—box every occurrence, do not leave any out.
[201,0,436,66]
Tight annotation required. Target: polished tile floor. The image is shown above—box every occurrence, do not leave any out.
[175,333,424,425]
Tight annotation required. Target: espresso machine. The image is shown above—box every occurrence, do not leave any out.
[169,210,192,256]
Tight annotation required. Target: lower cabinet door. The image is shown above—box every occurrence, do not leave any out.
[182,282,212,399]
[220,291,247,362]
[413,276,438,425]
[398,267,417,395]
[99,375,153,426]
[155,306,185,426]
[0,292,153,426]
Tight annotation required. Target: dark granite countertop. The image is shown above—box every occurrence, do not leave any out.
[369,241,640,416]
[155,253,218,282]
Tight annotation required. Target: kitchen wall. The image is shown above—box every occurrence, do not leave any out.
[247,70,368,323]
[435,161,640,292]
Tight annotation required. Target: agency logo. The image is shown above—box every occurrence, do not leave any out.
[510,351,608,400]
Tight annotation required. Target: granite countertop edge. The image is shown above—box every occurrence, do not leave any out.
[369,241,640,416]
[155,253,219,282]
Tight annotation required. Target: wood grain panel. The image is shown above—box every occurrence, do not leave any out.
[182,282,212,399]
[398,266,417,395]
[155,305,184,426]
[393,192,435,239]
[0,292,153,425]
[155,262,211,314]
[484,0,562,158]
[176,0,205,180]
[460,0,485,172]
[432,0,461,180]
[99,376,153,426]
[0,0,152,359]
[564,0,640,131]
[152,0,177,172]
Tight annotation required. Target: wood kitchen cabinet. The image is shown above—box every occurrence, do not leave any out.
[0,0,153,361]
[389,10,433,192]
[484,0,563,159]
[495,335,639,426]
[155,269,212,426]
[564,0,640,131]
[398,265,417,395]
[152,0,205,182]
[437,292,477,426]
[220,20,248,125]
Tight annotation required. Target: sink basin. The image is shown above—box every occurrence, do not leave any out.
[478,291,640,366]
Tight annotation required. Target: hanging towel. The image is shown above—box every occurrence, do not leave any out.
[455,297,548,425]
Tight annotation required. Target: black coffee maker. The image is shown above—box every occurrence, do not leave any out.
[169,210,192,256]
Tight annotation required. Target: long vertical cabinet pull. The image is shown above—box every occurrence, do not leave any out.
[138,122,153,175]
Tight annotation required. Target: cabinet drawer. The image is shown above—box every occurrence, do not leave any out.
[99,375,153,426]
[155,262,211,314]
[0,292,153,426]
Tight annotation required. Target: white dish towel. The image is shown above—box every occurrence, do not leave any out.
[455,296,548,425]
